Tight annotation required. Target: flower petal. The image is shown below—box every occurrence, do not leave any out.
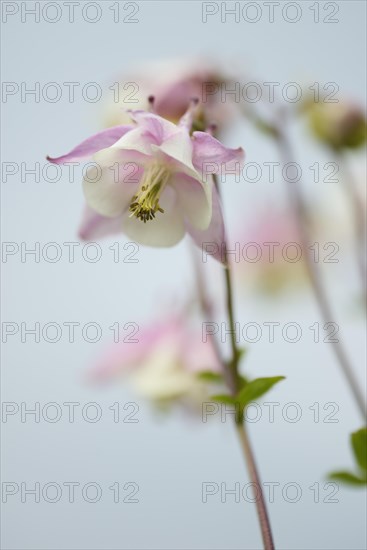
[185,183,226,263]
[129,111,178,144]
[111,126,156,156]
[90,321,177,382]
[122,185,185,246]
[174,173,212,231]
[78,205,123,241]
[131,347,194,400]
[47,125,133,164]
[192,131,245,176]
[83,148,143,217]
[153,129,200,179]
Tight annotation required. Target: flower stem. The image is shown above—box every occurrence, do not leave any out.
[199,175,276,549]
[189,244,234,392]
[222,245,275,550]
[335,150,366,307]
[274,124,366,419]
[223,261,241,394]
[236,423,275,550]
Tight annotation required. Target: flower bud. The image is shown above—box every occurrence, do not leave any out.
[308,101,366,150]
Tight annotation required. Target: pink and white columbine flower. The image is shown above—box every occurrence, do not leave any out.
[104,57,239,130]
[48,102,244,261]
[90,314,223,408]
[235,205,307,295]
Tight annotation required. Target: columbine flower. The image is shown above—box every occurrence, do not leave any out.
[234,205,307,296]
[104,57,238,131]
[90,314,222,410]
[48,101,244,261]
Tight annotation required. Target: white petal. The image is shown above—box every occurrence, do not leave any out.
[153,129,200,179]
[83,148,142,217]
[174,174,212,230]
[122,186,185,246]
[131,347,194,400]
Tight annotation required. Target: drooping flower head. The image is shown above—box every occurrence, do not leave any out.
[105,57,238,131]
[48,100,245,261]
[234,205,308,296]
[90,313,223,410]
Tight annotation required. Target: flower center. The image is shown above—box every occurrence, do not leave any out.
[129,163,171,223]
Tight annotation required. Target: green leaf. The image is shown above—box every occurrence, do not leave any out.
[236,376,285,407]
[238,375,249,389]
[351,428,367,471]
[197,371,224,383]
[210,394,236,405]
[329,471,367,486]
[236,348,248,362]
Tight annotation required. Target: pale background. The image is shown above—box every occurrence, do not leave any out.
[1,1,366,549]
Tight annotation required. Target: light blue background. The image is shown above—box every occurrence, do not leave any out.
[1,1,366,549]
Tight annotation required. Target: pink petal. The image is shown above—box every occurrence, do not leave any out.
[129,111,178,145]
[192,131,245,177]
[111,126,156,157]
[78,205,123,241]
[154,75,204,120]
[186,184,226,264]
[183,332,222,374]
[90,318,183,383]
[47,125,133,164]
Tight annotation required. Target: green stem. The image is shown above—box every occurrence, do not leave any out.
[335,150,367,308]
[236,423,275,550]
[223,260,241,395]
[274,124,366,419]
[206,175,276,549]
[189,244,234,392]
[222,243,275,550]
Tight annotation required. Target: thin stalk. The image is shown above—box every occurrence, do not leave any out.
[335,150,366,306]
[214,175,241,394]
[223,260,241,394]
[275,127,366,419]
[189,244,234,392]
[192,175,276,549]
[223,249,275,550]
[236,423,275,550]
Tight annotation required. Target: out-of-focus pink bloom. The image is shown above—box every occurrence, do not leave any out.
[90,315,223,408]
[48,103,244,262]
[105,58,238,130]
[234,206,307,295]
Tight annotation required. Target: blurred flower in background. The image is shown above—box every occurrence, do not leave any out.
[305,100,366,151]
[314,169,366,245]
[303,97,366,307]
[105,57,239,132]
[90,312,223,412]
[234,205,308,296]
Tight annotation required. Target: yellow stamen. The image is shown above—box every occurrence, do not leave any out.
[129,163,170,223]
